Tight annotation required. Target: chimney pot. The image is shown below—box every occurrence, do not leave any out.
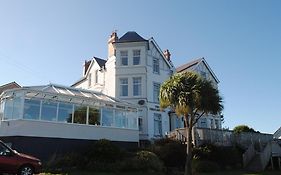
[164,49,171,61]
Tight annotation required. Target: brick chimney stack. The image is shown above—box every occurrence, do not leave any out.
[108,31,118,58]
[164,49,171,61]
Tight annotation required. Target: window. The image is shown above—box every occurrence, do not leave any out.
[102,108,114,126]
[3,99,13,120]
[95,70,99,84]
[73,105,87,124]
[88,73,92,87]
[120,51,128,66]
[41,100,57,121]
[138,117,143,132]
[215,119,220,129]
[115,110,127,128]
[153,82,161,102]
[120,78,128,96]
[154,113,162,136]
[133,50,140,65]
[127,110,138,129]
[200,118,207,128]
[88,107,100,125]
[58,103,73,123]
[23,99,41,120]
[133,77,141,96]
[153,57,160,74]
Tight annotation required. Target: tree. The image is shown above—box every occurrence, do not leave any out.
[233,125,258,134]
[159,72,223,175]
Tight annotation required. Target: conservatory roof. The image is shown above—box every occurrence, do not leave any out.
[1,84,138,109]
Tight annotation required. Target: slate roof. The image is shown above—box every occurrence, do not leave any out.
[176,58,203,72]
[0,81,21,94]
[176,58,219,83]
[94,57,106,67]
[116,31,147,43]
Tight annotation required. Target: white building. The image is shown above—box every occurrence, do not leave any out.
[72,31,223,144]
[72,31,175,144]
[176,58,222,129]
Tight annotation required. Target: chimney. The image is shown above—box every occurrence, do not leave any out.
[108,31,118,57]
[164,49,171,61]
[83,60,91,76]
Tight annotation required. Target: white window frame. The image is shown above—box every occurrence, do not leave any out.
[133,50,141,65]
[153,57,160,74]
[154,113,162,136]
[153,82,161,103]
[120,78,128,97]
[133,77,141,96]
[120,51,128,66]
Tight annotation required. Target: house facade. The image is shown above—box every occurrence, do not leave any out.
[176,58,222,130]
[72,31,175,143]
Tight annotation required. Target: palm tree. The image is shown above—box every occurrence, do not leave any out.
[159,71,223,175]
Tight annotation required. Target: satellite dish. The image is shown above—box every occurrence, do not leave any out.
[138,100,145,105]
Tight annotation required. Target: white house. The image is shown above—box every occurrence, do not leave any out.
[176,58,222,129]
[72,31,175,144]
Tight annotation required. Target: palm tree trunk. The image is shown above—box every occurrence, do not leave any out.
[184,118,193,175]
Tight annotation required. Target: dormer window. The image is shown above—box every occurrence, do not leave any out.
[120,51,128,66]
[133,50,140,65]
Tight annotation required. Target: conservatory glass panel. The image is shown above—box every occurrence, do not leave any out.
[23,99,41,120]
[0,101,4,121]
[58,103,73,123]
[41,100,57,121]
[102,108,114,127]
[127,111,138,129]
[115,110,127,128]
[3,99,13,120]
[88,107,100,125]
[12,97,22,119]
[73,105,87,124]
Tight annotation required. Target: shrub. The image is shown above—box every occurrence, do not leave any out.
[193,143,243,170]
[151,138,186,168]
[87,139,121,164]
[122,151,164,172]
[192,160,220,173]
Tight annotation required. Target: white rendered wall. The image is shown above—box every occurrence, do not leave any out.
[0,119,139,142]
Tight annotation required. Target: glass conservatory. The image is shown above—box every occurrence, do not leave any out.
[0,84,139,156]
[0,84,138,129]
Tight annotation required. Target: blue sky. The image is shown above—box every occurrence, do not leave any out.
[0,0,280,134]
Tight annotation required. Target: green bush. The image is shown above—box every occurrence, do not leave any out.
[192,143,243,170]
[87,139,121,164]
[125,150,164,172]
[151,138,186,168]
[192,160,220,173]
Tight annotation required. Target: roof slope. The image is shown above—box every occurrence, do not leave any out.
[0,81,21,94]
[94,57,106,67]
[176,58,203,72]
[116,31,147,43]
[176,58,219,83]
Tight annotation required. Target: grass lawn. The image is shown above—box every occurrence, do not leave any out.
[40,170,281,175]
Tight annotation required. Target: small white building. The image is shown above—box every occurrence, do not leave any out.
[72,31,175,144]
[0,84,139,160]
